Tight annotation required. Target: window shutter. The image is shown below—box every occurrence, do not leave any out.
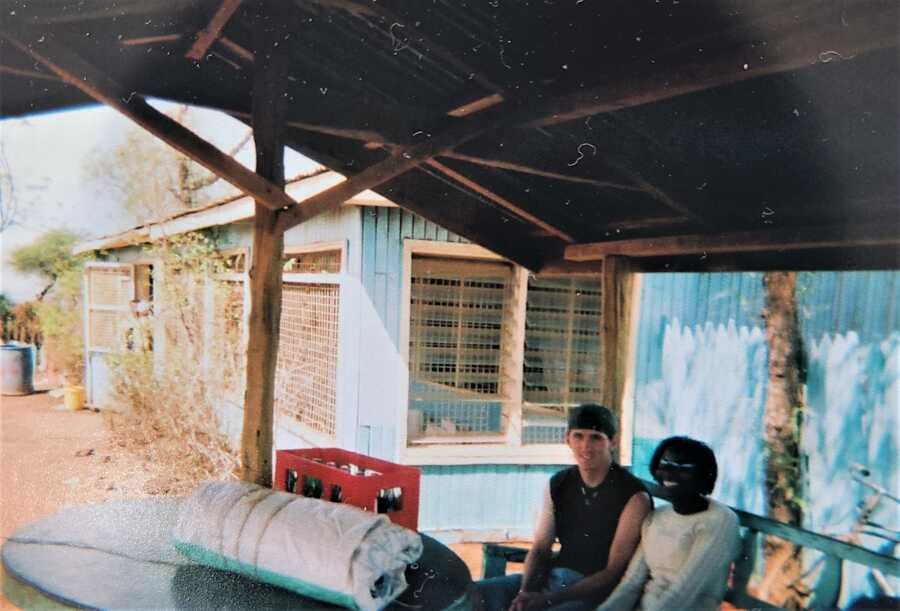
[85,264,134,352]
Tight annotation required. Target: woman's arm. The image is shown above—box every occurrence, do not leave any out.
[595,537,650,611]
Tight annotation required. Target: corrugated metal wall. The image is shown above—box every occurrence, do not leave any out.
[630,271,899,599]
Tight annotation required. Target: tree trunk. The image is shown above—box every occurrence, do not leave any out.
[758,272,807,609]
[240,1,288,486]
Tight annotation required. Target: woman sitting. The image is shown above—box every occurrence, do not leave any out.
[597,436,740,611]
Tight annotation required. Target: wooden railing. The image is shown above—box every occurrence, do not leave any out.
[481,480,899,610]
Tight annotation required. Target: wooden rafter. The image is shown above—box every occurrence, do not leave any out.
[0,65,59,82]
[120,34,182,46]
[0,30,295,213]
[565,224,900,261]
[442,152,644,193]
[275,107,506,233]
[219,36,254,62]
[522,3,898,128]
[424,159,575,243]
[185,0,243,61]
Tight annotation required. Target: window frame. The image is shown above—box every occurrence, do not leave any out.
[278,241,348,446]
[399,240,574,465]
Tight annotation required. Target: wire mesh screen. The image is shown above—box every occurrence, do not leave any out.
[274,282,340,437]
[87,266,132,351]
[88,267,132,307]
[211,281,246,401]
[522,275,602,444]
[283,249,341,274]
[89,310,124,351]
[408,256,511,439]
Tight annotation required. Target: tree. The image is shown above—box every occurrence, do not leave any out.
[84,105,251,223]
[8,229,80,300]
[9,229,91,379]
[758,271,808,609]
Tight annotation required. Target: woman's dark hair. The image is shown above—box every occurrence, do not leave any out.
[649,436,718,495]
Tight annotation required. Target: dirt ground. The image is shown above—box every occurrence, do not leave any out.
[0,388,494,609]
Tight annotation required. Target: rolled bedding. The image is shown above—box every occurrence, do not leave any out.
[173,481,423,611]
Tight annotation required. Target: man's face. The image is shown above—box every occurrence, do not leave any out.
[566,428,615,471]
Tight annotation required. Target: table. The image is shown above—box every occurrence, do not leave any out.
[2,497,474,609]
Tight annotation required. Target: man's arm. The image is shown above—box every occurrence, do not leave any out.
[529,490,652,609]
[508,486,556,611]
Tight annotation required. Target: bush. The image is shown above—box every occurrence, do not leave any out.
[105,232,241,485]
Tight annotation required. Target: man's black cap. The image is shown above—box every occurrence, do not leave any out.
[567,404,617,437]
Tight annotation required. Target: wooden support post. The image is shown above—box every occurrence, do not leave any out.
[240,3,288,487]
[600,257,637,437]
[501,267,528,446]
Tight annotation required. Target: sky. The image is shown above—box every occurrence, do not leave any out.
[0,101,320,302]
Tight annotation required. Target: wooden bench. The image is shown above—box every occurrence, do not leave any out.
[480,480,900,610]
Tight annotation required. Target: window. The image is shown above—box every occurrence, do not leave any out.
[404,245,604,449]
[282,249,341,274]
[275,282,340,437]
[407,256,512,440]
[85,265,134,352]
[522,276,602,444]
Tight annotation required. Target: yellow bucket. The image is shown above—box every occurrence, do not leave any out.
[64,385,85,411]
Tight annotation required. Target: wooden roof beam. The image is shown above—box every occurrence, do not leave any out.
[424,159,575,243]
[120,34,182,46]
[275,107,506,233]
[565,224,900,261]
[185,0,243,61]
[442,151,644,193]
[0,30,295,213]
[0,65,59,82]
[521,2,899,127]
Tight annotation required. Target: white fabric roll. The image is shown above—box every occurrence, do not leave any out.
[173,481,423,611]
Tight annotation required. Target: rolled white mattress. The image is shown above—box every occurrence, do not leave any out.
[173,481,423,611]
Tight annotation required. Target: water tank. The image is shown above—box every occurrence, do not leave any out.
[1,344,35,395]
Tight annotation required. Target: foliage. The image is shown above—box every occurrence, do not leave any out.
[8,230,90,375]
[0,294,11,336]
[105,231,242,484]
[8,229,81,292]
[2,301,41,345]
[83,106,250,224]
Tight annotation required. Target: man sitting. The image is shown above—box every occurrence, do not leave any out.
[475,404,652,611]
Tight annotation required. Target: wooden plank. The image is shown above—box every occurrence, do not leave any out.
[447,94,505,118]
[424,159,575,243]
[240,6,288,487]
[275,108,504,232]
[522,2,899,127]
[0,64,59,82]
[185,0,243,61]
[120,34,182,46]
[219,36,254,62]
[0,31,296,214]
[442,152,643,192]
[566,224,900,261]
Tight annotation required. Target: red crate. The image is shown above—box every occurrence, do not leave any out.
[274,448,421,531]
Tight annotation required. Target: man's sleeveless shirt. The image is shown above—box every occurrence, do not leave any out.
[549,464,648,576]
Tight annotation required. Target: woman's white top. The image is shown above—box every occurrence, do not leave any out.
[597,498,740,611]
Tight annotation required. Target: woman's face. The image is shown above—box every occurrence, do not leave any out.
[653,446,705,499]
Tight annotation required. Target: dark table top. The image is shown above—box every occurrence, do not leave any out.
[2,497,473,610]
